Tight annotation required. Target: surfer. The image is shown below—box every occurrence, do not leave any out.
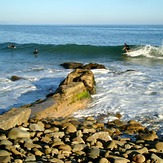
[8,44,16,49]
[33,49,38,55]
[122,43,130,52]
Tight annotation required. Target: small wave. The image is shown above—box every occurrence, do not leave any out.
[126,45,163,59]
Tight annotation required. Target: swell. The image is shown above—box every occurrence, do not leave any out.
[1,43,163,60]
[0,42,123,54]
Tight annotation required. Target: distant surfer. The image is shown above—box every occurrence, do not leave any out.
[8,44,16,49]
[122,43,130,53]
[33,49,38,55]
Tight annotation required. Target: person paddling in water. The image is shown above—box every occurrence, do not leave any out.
[8,44,16,49]
[33,49,38,56]
[122,43,130,53]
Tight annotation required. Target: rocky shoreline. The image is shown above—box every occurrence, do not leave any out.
[0,116,163,163]
[0,62,162,162]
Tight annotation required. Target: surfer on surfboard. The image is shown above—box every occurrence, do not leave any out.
[122,43,130,53]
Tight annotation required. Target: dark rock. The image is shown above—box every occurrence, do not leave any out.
[60,62,83,69]
[83,63,106,69]
[11,75,22,81]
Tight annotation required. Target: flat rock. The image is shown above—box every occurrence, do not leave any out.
[0,108,31,130]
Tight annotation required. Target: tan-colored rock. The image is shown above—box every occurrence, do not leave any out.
[99,158,109,163]
[8,128,30,140]
[86,131,112,142]
[58,144,72,152]
[0,108,31,130]
[138,130,158,141]
[132,153,146,163]
[62,122,77,133]
[155,142,163,152]
[0,156,11,163]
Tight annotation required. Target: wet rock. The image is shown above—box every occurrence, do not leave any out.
[60,62,83,69]
[11,75,22,81]
[83,63,106,69]
[138,130,158,141]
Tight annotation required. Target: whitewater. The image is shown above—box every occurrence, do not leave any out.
[0,25,163,135]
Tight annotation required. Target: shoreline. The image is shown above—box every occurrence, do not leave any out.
[0,62,162,162]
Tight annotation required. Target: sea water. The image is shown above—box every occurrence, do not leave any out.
[0,25,163,134]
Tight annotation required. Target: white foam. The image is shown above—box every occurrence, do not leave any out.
[126,45,163,59]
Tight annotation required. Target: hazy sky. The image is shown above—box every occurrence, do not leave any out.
[0,0,163,25]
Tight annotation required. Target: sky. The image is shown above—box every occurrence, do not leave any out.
[0,0,163,25]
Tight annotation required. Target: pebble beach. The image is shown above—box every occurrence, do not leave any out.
[0,115,163,163]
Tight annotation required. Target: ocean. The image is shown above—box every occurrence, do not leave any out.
[0,25,163,135]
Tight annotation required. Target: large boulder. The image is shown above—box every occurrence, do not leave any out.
[57,68,96,94]
[60,62,106,70]
[29,69,96,120]
[0,108,31,130]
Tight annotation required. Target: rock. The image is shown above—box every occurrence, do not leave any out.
[10,75,22,81]
[49,158,64,163]
[30,71,94,119]
[138,130,158,141]
[62,122,77,133]
[150,153,163,163]
[83,63,106,69]
[155,142,163,152]
[29,121,45,131]
[72,144,86,152]
[25,155,36,162]
[99,158,109,163]
[60,62,83,69]
[0,156,11,163]
[14,159,23,163]
[58,144,72,152]
[132,153,146,163]
[0,150,10,156]
[89,147,100,159]
[58,68,96,94]
[0,140,12,146]
[86,131,112,142]
[8,128,30,140]
[0,108,31,130]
